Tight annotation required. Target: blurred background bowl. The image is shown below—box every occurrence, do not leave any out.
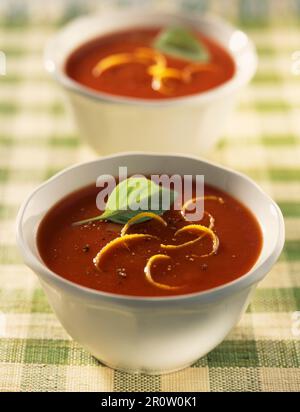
[44,10,257,155]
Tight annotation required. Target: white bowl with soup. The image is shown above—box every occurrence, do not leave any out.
[44,11,257,155]
[16,153,284,374]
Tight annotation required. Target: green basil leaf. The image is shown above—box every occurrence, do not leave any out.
[153,27,210,62]
[73,177,177,226]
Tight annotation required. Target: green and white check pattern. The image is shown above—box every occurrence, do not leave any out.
[0,0,300,392]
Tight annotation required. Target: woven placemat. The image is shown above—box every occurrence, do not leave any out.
[0,0,299,392]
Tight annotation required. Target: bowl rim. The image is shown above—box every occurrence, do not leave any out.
[16,152,285,305]
[44,9,258,107]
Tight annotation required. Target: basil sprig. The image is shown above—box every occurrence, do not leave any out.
[74,177,177,226]
[153,26,210,62]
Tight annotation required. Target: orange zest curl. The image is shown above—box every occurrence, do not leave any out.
[92,47,165,76]
[144,254,183,290]
[92,47,217,95]
[148,64,183,94]
[203,211,215,230]
[121,212,167,237]
[93,234,159,269]
[181,195,224,217]
[92,53,135,77]
[134,47,167,66]
[161,224,219,257]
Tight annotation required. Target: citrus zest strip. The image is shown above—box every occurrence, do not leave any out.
[148,64,183,94]
[121,212,167,237]
[92,47,217,95]
[92,53,137,77]
[134,47,167,66]
[144,254,183,290]
[181,210,215,241]
[181,195,224,216]
[147,65,182,80]
[161,224,219,256]
[92,48,166,77]
[202,210,215,230]
[93,234,159,269]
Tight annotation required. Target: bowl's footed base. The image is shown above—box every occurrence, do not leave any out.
[96,357,195,375]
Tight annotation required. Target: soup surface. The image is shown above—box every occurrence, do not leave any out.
[37,181,262,297]
[65,27,235,99]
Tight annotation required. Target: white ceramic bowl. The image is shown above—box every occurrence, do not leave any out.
[16,153,284,374]
[44,10,257,155]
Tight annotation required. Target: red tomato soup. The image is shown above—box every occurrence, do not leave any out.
[65,27,235,99]
[37,181,262,297]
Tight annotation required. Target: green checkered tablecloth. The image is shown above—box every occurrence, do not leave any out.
[0,1,300,392]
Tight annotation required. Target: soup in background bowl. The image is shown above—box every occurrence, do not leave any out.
[65,27,236,100]
[44,10,257,155]
[16,153,284,374]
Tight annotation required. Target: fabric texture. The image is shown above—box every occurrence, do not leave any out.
[0,0,299,392]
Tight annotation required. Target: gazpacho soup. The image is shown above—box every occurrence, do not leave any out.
[37,176,262,297]
[65,26,235,99]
